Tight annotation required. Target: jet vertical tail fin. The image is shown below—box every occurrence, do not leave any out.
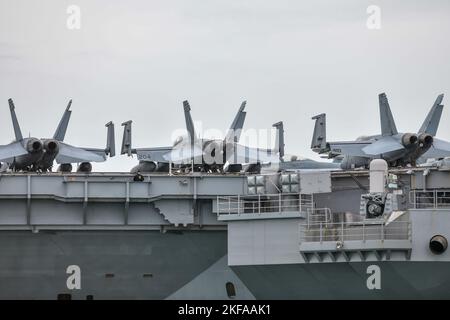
[379,93,398,136]
[53,100,72,141]
[105,121,115,157]
[183,100,197,145]
[419,94,444,136]
[273,121,285,160]
[8,98,23,141]
[224,101,247,145]
[121,120,133,156]
[311,113,327,153]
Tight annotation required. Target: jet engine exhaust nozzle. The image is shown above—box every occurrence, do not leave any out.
[44,140,59,153]
[27,139,43,153]
[419,134,433,148]
[401,133,418,147]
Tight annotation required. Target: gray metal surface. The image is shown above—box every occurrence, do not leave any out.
[0,100,115,172]
[1,167,450,299]
[310,93,450,170]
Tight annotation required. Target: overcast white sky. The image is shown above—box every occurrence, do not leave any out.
[1,0,450,171]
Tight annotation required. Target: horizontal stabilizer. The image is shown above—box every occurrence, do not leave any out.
[56,142,106,164]
[0,141,28,162]
[432,138,450,152]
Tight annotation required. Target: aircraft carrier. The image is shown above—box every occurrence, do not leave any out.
[1,159,450,300]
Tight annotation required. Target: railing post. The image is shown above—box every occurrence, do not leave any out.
[320,222,323,243]
[341,220,344,242]
[307,209,310,229]
[409,221,412,241]
[381,222,384,241]
[299,194,302,213]
[216,196,219,217]
[362,220,365,242]
[228,197,231,215]
[258,194,261,215]
[279,193,282,214]
[237,195,240,215]
[434,189,437,208]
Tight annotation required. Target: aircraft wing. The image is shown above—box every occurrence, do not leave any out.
[326,141,373,157]
[134,147,173,162]
[227,144,280,164]
[361,137,405,156]
[56,143,106,164]
[134,145,204,164]
[163,144,204,164]
[0,141,28,162]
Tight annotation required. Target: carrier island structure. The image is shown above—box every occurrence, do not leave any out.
[1,159,450,299]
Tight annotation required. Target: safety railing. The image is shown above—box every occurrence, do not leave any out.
[299,219,411,243]
[409,189,450,209]
[216,193,313,216]
[306,207,332,227]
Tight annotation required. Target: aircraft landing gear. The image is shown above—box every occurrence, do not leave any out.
[77,162,92,173]
[58,163,73,173]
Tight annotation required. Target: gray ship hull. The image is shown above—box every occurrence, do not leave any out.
[1,170,450,299]
[0,230,227,299]
[232,262,450,299]
[3,229,449,299]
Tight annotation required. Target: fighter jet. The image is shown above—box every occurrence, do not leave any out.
[121,100,281,173]
[311,93,450,169]
[0,99,115,173]
[260,121,341,172]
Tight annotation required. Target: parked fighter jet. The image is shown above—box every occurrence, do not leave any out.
[0,99,115,172]
[260,121,341,172]
[311,93,450,169]
[121,100,281,173]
